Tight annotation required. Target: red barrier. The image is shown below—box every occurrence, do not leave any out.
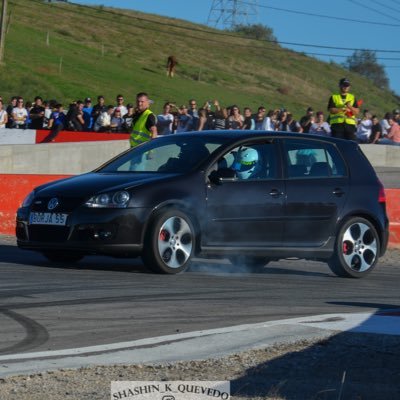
[1,174,399,248]
[36,130,130,143]
[387,189,400,249]
[0,174,71,235]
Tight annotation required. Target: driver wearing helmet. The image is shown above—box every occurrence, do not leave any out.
[233,147,262,179]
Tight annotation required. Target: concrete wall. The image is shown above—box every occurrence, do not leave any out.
[0,140,130,175]
[0,129,36,145]
[0,140,398,175]
[359,144,400,168]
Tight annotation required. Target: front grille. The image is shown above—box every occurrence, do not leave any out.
[31,197,84,212]
[28,226,71,242]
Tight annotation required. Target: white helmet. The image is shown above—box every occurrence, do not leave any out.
[234,147,260,179]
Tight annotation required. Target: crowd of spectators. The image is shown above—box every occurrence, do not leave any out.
[0,94,399,145]
[0,94,136,141]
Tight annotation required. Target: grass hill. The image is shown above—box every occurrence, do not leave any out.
[0,0,399,117]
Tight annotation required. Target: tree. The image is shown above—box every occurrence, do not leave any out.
[230,23,277,42]
[344,50,389,90]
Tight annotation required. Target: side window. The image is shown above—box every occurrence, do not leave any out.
[216,142,279,180]
[285,140,346,179]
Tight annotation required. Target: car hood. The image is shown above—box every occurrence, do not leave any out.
[35,172,179,197]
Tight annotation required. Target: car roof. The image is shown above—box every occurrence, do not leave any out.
[172,130,357,148]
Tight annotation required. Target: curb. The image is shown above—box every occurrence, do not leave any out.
[0,312,398,378]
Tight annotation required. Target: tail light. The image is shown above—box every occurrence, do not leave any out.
[378,179,386,204]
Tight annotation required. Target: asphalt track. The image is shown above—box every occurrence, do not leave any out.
[0,235,399,376]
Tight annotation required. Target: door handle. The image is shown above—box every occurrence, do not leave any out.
[333,188,345,197]
[269,189,283,198]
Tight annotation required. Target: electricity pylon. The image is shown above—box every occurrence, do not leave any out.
[207,0,258,29]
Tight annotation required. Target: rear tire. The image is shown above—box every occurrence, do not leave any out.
[328,217,380,278]
[142,209,195,274]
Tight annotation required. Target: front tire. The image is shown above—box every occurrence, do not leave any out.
[142,209,195,274]
[328,217,380,278]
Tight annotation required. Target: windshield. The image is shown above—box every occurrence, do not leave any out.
[99,135,226,173]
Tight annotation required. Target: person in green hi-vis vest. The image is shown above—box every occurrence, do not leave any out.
[328,78,360,141]
[130,92,158,148]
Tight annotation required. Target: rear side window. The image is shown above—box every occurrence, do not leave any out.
[284,139,347,179]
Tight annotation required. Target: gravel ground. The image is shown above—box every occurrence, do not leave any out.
[1,239,399,400]
[1,333,400,400]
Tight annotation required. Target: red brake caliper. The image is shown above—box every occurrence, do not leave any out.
[160,229,168,241]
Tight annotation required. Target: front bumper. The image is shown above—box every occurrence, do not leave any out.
[16,206,152,257]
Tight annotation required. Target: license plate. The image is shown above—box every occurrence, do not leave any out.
[29,212,68,226]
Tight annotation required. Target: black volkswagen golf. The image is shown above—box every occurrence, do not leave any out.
[16,131,389,278]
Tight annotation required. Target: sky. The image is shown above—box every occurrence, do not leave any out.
[72,0,400,96]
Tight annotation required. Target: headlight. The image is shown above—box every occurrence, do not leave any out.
[22,191,35,207]
[85,191,130,208]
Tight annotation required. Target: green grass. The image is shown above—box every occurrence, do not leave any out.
[0,0,398,116]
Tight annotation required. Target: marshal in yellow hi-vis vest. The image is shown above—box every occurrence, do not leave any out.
[130,109,155,147]
[329,93,357,126]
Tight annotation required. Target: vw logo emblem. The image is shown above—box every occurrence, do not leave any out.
[48,198,59,210]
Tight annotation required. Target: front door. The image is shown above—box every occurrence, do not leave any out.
[204,140,285,248]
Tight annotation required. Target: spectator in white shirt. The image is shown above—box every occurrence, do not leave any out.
[0,100,8,128]
[356,110,372,143]
[12,97,28,129]
[94,105,114,132]
[115,94,128,117]
[380,112,391,137]
[157,102,175,135]
[309,111,331,136]
[262,109,278,131]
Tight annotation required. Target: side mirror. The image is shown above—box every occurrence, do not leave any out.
[209,168,237,184]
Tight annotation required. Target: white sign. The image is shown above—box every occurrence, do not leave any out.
[111,381,230,400]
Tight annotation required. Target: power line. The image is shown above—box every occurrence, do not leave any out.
[42,0,400,60]
[365,0,400,16]
[238,0,400,28]
[267,41,400,54]
[22,0,400,90]
[65,0,400,54]
[347,0,400,23]
[305,52,400,61]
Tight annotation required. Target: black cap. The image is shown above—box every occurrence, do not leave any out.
[127,103,134,108]
[84,97,92,103]
[339,78,351,87]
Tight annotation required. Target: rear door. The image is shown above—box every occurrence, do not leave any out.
[282,138,349,246]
